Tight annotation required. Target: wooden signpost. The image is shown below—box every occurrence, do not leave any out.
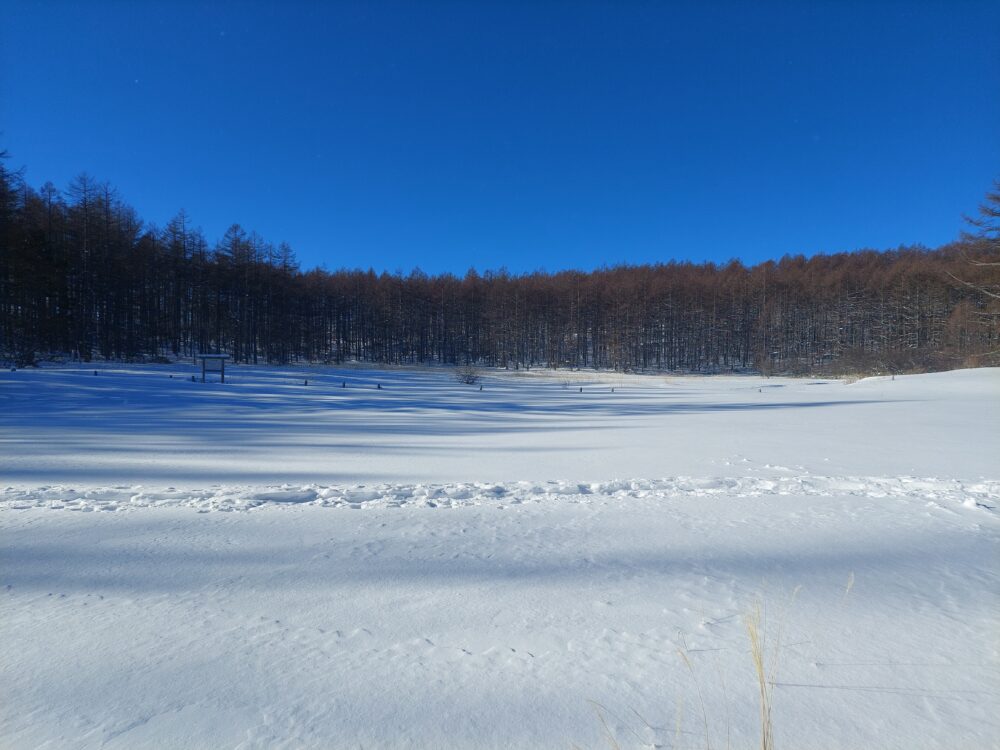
[196,354,230,383]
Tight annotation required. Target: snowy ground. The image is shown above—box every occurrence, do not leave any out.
[1,364,998,749]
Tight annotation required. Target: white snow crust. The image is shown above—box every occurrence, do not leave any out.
[1,365,998,748]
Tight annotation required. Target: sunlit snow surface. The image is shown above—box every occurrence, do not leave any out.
[1,365,998,749]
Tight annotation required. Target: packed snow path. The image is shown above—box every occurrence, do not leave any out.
[1,365,998,749]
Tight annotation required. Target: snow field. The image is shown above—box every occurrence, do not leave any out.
[1,365,998,748]
[2,363,998,486]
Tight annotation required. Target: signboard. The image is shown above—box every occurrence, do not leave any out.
[196,354,230,383]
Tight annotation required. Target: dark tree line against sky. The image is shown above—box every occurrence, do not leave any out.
[1,158,998,373]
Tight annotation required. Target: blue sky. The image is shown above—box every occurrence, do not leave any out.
[3,0,998,274]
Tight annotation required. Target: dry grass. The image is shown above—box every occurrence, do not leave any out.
[589,702,622,750]
[842,571,855,603]
[677,634,714,750]
[587,592,803,750]
[744,602,774,750]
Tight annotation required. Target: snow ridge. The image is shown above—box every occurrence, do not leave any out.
[2,475,997,513]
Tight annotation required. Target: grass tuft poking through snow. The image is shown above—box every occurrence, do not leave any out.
[594,592,805,750]
[746,602,774,750]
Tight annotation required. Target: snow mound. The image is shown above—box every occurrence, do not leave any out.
[3,475,997,513]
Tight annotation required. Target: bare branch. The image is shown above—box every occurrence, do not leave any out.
[946,271,1000,300]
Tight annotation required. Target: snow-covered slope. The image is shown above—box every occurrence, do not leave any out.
[1,365,998,749]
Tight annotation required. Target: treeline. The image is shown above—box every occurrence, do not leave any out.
[2,158,998,373]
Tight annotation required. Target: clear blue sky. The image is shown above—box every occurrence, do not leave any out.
[3,1,998,274]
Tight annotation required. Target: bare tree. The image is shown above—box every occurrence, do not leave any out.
[950,182,1000,345]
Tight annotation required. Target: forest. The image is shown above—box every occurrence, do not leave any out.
[1,156,998,374]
